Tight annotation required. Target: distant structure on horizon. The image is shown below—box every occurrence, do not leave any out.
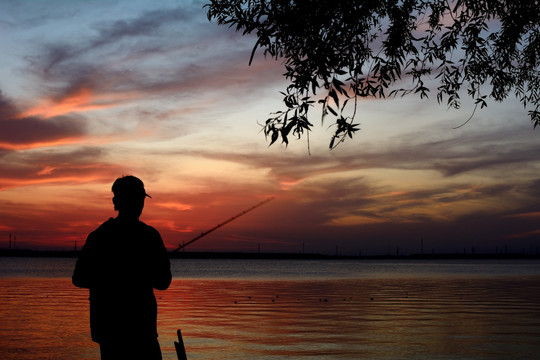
[8,234,17,249]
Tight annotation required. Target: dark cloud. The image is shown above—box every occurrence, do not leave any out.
[0,145,120,190]
[0,91,87,148]
[174,123,539,190]
[423,143,540,177]
[21,2,276,115]
[0,115,86,147]
[170,141,540,254]
[525,178,540,198]
[34,6,192,75]
[2,1,538,254]
[91,7,192,47]
[0,0,79,30]
[263,179,540,255]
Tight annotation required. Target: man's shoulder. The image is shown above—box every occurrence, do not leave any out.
[86,218,116,237]
[87,218,162,242]
[93,218,116,231]
[138,220,161,237]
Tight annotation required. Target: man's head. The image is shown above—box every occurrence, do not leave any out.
[111,175,151,219]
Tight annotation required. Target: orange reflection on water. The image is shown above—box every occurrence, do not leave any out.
[0,278,99,360]
[156,277,540,360]
[2,277,540,360]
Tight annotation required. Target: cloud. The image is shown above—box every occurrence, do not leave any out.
[17,2,281,129]
[1,0,538,254]
[0,91,88,149]
[155,201,192,211]
[0,146,121,190]
[169,133,539,246]
[34,6,193,75]
[90,7,191,46]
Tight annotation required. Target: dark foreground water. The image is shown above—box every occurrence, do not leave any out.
[1,257,539,359]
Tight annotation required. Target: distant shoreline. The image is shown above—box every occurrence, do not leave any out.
[1,248,539,260]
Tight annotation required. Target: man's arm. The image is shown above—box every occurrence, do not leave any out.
[151,229,172,290]
[72,234,95,288]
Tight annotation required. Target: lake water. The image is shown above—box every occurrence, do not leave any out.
[1,257,540,359]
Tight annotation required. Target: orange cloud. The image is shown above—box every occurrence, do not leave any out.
[19,87,137,119]
[21,88,93,118]
[507,211,540,219]
[156,202,193,211]
[148,219,193,234]
[0,136,85,151]
[0,163,121,191]
[507,229,540,239]
[279,178,305,190]
[366,191,408,199]
[0,175,99,190]
[37,166,56,176]
[327,215,386,226]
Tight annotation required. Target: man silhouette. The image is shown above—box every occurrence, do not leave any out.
[73,175,172,359]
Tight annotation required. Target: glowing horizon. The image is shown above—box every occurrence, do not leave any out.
[1,0,539,255]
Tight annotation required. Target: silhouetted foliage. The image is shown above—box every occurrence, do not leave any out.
[205,0,540,148]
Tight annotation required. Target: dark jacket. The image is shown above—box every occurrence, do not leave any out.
[72,218,172,343]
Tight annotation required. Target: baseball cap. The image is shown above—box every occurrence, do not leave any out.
[111,175,152,199]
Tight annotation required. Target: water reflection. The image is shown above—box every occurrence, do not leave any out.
[0,278,98,360]
[170,258,540,280]
[1,263,540,359]
[156,277,540,360]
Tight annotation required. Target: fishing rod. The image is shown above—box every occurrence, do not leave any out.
[172,197,274,252]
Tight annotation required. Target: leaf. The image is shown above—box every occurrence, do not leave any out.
[329,89,339,108]
[270,130,279,146]
[280,128,289,145]
[329,135,336,149]
[283,118,296,136]
[341,98,349,112]
[332,77,346,90]
[206,0,538,149]
[311,78,319,94]
[327,105,338,116]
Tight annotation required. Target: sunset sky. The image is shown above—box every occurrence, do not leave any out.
[1,0,539,255]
